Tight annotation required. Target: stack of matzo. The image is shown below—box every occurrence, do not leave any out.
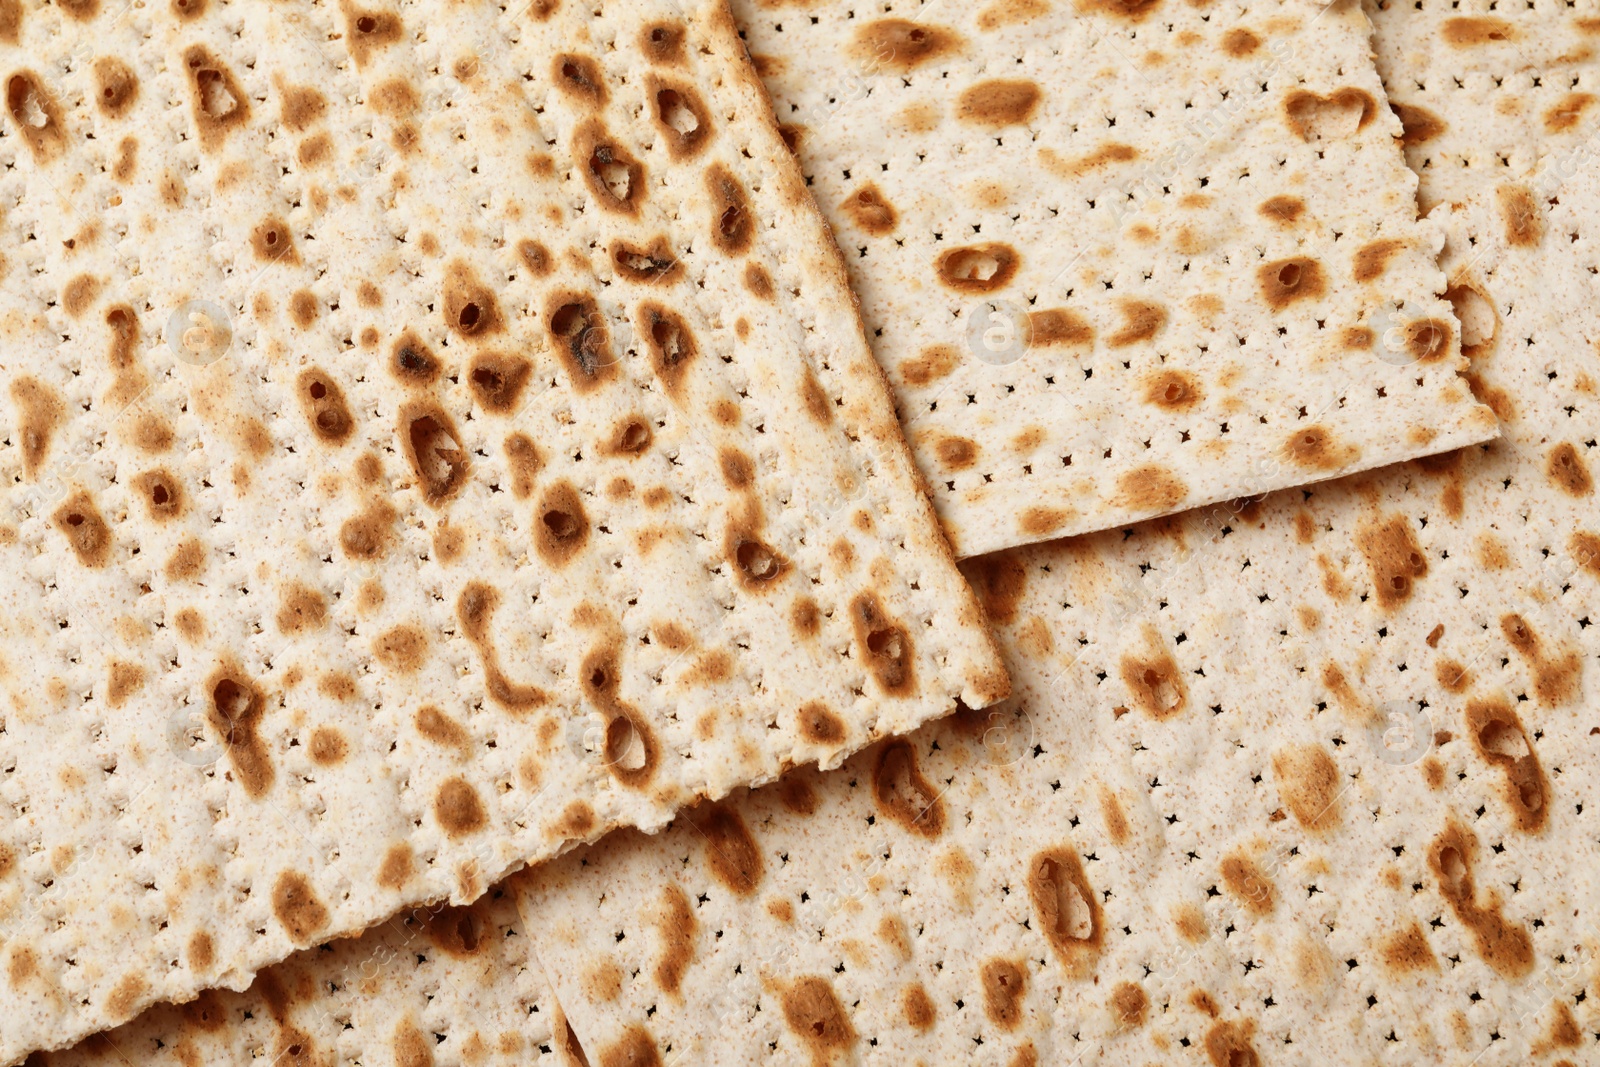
[730,0,1497,555]
[520,169,1600,1063]
[0,0,1010,1057]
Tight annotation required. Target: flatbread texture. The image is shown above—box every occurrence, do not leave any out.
[1371,0,1600,215]
[728,0,1498,557]
[35,885,582,1067]
[0,0,1006,1058]
[520,172,1600,1065]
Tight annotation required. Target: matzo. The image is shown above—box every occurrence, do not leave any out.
[520,175,1600,1065]
[0,0,1007,1058]
[726,0,1497,557]
[34,885,577,1067]
[1371,0,1600,216]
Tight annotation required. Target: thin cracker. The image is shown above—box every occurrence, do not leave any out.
[519,175,1600,1064]
[730,0,1497,555]
[0,0,1005,1057]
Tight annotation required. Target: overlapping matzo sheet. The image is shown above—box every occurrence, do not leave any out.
[34,886,579,1067]
[520,175,1600,1065]
[1371,0,1600,216]
[0,0,1008,1057]
[724,0,1498,557]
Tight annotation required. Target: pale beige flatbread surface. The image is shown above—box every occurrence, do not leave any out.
[520,172,1600,1066]
[33,885,574,1067]
[1371,0,1600,216]
[0,0,1006,1058]
[731,0,1497,557]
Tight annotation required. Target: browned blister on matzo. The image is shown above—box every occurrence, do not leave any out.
[731,0,1497,556]
[518,176,1600,1064]
[0,0,1007,1058]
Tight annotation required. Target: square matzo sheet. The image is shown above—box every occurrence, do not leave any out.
[519,171,1600,1065]
[730,0,1497,556]
[0,0,1007,1057]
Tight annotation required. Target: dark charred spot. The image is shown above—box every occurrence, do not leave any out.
[206,665,274,797]
[1221,27,1260,56]
[547,292,617,390]
[575,118,645,215]
[727,524,788,590]
[797,701,845,746]
[442,260,502,338]
[1113,463,1188,511]
[1258,256,1327,310]
[6,71,66,161]
[51,491,113,568]
[744,262,774,300]
[297,368,355,445]
[182,45,250,151]
[339,499,398,561]
[276,583,327,635]
[1428,822,1533,977]
[1390,101,1446,146]
[1546,441,1593,497]
[1283,87,1377,142]
[518,239,553,277]
[957,78,1041,127]
[434,776,488,838]
[641,20,686,64]
[602,416,653,457]
[1220,851,1276,915]
[535,480,590,568]
[779,977,857,1059]
[850,592,915,697]
[1029,307,1093,347]
[1441,15,1516,45]
[0,0,20,43]
[706,163,754,255]
[654,884,696,996]
[1283,424,1354,472]
[271,871,328,944]
[400,404,469,506]
[872,739,944,837]
[1465,697,1547,833]
[935,242,1020,293]
[279,83,327,132]
[851,18,961,72]
[603,711,659,789]
[611,235,682,283]
[1142,368,1200,410]
[504,432,543,499]
[1258,195,1305,225]
[92,57,139,119]
[1357,513,1428,610]
[342,2,404,67]
[554,53,607,106]
[1352,238,1405,283]
[105,304,140,372]
[132,468,185,522]
[697,803,763,895]
[390,331,442,386]
[251,216,299,264]
[639,301,697,399]
[467,351,532,415]
[650,77,712,159]
[841,183,898,236]
[980,958,1027,1030]
[1028,848,1102,976]
[1118,645,1186,719]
